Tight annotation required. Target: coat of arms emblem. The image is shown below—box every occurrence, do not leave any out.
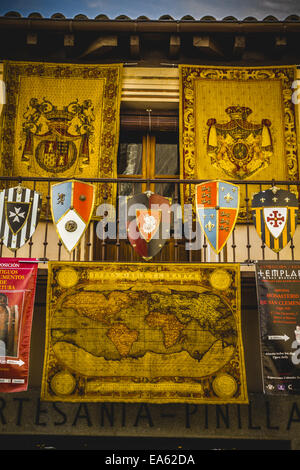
[127,192,171,260]
[50,180,95,252]
[251,186,298,252]
[21,98,94,173]
[0,185,42,250]
[207,106,273,179]
[196,180,240,254]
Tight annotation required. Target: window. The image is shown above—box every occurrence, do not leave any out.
[117,115,179,200]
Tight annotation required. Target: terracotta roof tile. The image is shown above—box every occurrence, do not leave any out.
[1,11,300,22]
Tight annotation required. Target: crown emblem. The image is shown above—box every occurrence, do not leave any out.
[27,98,93,122]
[45,107,75,121]
[225,106,252,120]
[207,105,273,179]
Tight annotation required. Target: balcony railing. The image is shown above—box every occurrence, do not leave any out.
[0,176,299,270]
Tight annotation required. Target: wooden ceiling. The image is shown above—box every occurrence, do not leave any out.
[1,12,300,66]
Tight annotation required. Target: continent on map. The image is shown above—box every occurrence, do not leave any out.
[106,323,139,356]
[145,311,185,348]
[62,290,141,324]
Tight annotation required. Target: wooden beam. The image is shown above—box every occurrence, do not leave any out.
[64,34,75,47]
[26,32,37,45]
[193,35,223,56]
[130,35,140,58]
[275,35,287,48]
[80,35,118,57]
[233,35,246,57]
[169,34,180,58]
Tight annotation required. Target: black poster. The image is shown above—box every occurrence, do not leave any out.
[256,261,300,395]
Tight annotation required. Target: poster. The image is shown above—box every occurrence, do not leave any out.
[0,258,38,392]
[256,261,300,395]
[41,262,248,404]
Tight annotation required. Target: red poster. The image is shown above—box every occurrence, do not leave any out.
[0,258,38,392]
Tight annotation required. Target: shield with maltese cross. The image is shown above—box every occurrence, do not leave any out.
[127,191,171,260]
[195,180,240,254]
[251,186,298,252]
[50,180,95,253]
[0,185,42,251]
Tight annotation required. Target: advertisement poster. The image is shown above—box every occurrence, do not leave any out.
[256,261,300,395]
[0,258,38,392]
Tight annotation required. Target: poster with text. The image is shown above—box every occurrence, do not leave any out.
[256,261,300,395]
[0,258,38,392]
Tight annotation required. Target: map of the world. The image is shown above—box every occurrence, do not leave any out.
[41,262,248,404]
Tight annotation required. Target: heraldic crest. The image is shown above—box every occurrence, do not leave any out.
[21,97,94,173]
[196,180,240,254]
[207,105,273,179]
[127,192,171,261]
[251,186,298,253]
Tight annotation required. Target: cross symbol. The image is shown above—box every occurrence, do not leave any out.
[8,206,26,223]
[266,210,285,228]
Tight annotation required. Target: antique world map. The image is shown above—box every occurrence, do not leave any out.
[41,263,248,404]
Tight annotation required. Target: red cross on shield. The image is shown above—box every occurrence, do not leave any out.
[264,208,287,239]
[251,186,298,253]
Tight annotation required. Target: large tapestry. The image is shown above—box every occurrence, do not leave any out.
[179,65,298,221]
[41,262,248,404]
[1,61,123,216]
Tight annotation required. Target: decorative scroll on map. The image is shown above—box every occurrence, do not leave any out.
[1,61,123,217]
[41,262,248,404]
[179,65,298,221]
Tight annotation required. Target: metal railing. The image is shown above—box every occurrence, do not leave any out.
[0,176,299,268]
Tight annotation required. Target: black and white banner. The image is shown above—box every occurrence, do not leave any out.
[0,185,41,251]
[256,261,300,395]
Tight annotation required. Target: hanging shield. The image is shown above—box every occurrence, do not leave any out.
[251,186,298,252]
[195,180,240,254]
[51,180,95,252]
[0,185,42,251]
[127,192,171,260]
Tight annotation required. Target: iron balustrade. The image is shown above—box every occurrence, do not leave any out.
[0,176,298,267]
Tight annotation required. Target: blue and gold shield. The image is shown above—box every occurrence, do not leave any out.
[195,180,240,254]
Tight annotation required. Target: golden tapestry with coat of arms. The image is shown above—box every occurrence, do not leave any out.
[179,65,299,221]
[41,262,248,404]
[1,61,123,216]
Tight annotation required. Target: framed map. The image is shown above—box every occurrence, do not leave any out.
[41,262,248,404]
